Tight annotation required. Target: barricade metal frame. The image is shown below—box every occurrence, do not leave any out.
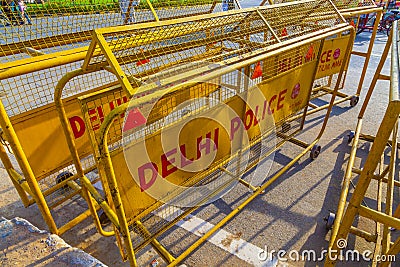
[53,1,355,265]
[326,21,400,266]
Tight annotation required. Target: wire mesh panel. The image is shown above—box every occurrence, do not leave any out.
[332,0,376,10]
[80,52,321,250]
[0,0,241,238]
[267,0,377,9]
[83,0,345,98]
[263,0,380,109]
[0,0,235,62]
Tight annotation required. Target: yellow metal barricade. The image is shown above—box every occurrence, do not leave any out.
[52,1,354,265]
[326,21,400,266]
[0,0,239,235]
[1,0,236,60]
[261,0,383,114]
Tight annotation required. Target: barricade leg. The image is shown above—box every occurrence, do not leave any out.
[326,22,400,266]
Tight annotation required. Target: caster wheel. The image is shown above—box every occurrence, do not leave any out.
[281,122,291,133]
[347,131,355,144]
[56,171,74,190]
[350,96,359,107]
[310,145,321,160]
[324,212,336,230]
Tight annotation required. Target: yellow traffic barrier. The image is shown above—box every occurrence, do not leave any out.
[326,21,400,266]
[261,0,383,114]
[1,0,235,58]
[52,1,355,265]
[0,0,238,235]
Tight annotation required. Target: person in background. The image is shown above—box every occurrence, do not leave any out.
[17,0,31,25]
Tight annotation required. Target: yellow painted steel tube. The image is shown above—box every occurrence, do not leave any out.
[92,33,137,95]
[99,121,138,267]
[135,221,175,263]
[58,207,97,235]
[380,237,400,267]
[314,27,355,140]
[372,168,383,267]
[145,0,159,22]
[54,68,117,237]
[340,6,382,16]
[382,24,399,253]
[78,175,120,229]
[355,9,383,95]
[9,168,33,197]
[358,206,400,230]
[0,143,30,206]
[0,47,89,80]
[358,133,400,148]
[327,31,394,248]
[357,25,393,120]
[349,226,377,243]
[291,94,354,121]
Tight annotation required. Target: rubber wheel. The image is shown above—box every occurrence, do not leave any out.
[350,96,359,107]
[310,145,321,160]
[347,131,355,144]
[56,171,74,190]
[325,212,336,230]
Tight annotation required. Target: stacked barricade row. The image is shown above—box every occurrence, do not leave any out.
[0,0,240,236]
[53,1,356,265]
[0,0,358,265]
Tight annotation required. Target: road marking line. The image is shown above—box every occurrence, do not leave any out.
[154,205,278,267]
